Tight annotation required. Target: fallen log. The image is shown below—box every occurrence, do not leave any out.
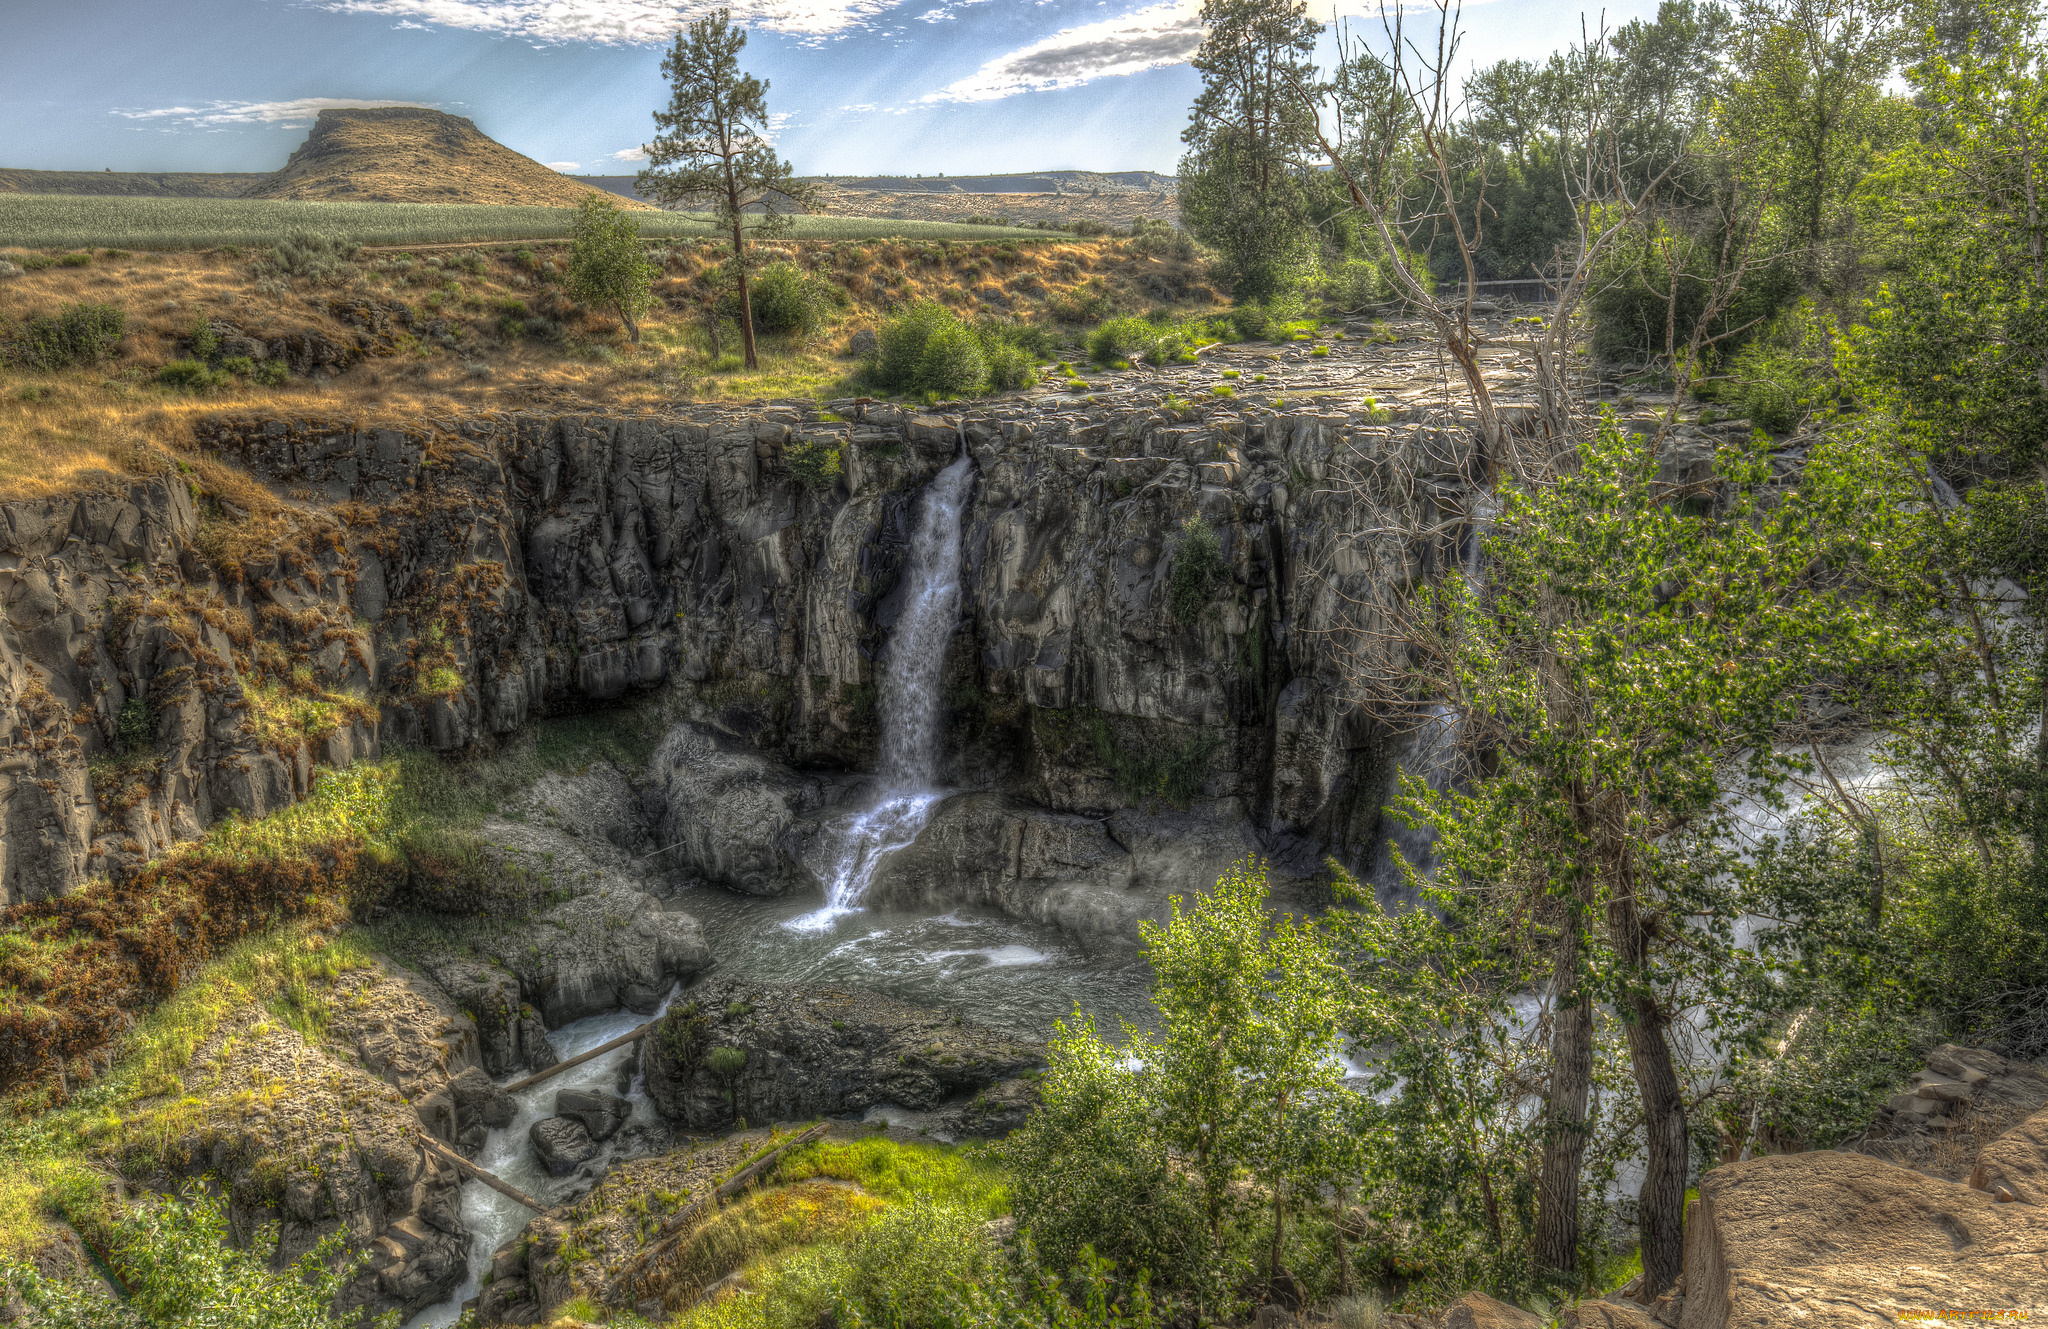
[418,1133,547,1213]
[500,1020,656,1094]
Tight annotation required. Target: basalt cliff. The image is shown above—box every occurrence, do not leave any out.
[1,330,1555,927]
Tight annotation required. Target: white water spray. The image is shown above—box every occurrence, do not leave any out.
[789,451,975,932]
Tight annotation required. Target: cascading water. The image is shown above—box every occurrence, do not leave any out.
[789,450,976,933]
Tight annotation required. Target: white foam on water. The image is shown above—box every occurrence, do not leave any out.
[932,945,1049,970]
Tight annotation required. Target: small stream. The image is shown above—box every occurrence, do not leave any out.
[407,994,678,1328]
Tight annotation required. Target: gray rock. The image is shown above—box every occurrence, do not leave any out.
[641,977,1042,1132]
[452,1065,517,1132]
[646,723,819,896]
[555,1088,632,1142]
[529,1117,599,1176]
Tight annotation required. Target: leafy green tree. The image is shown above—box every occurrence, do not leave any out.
[1005,860,1346,1316]
[1177,0,1326,298]
[1389,418,1901,1293]
[639,7,817,369]
[565,193,655,344]
[1728,0,1910,290]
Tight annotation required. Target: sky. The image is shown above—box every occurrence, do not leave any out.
[0,0,1670,178]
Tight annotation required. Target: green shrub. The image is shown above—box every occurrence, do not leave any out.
[156,359,231,393]
[1323,254,1384,310]
[0,1187,392,1329]
[1087,315,1212,367]
[255,359,289,387]
[913,321,987,398]
[220,355,255,377]
[115,697,154,754]
[872,301,954,389]
[1730,338,1822,434]
[57,252,92,268]
[1,302,127,370]
[787,437,843,490]
[1129,219,1196,262]
[1168,516,1225,623]
[261,231,361,284]
[1049,281,1114,324]
[749,261,833,336]
[982,338,1035,392]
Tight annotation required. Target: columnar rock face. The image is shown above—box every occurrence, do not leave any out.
[0,381,1487,914]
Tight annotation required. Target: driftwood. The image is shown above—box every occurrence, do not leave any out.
[500,1021,656,1094]
[606,1121,833,1302]
[418,1133,547,1213]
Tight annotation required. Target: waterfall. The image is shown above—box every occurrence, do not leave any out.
[788,450,976,933]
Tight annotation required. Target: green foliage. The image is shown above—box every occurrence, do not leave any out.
[786,437,843,490]
[114,697,153,754]
[867,302,1027,397]
[913,320,988,398]
[2,1187,398,1328]
[1085,315,1218,367]
[774,1137,1008,1216]
[257,232,361,285]
[1166,516,1225,622]
[749,261,835,336]
[1,302,127,370]
[1007,862,1345,1317]
[566,193,657,343]
[1087,717,1222,810]
[155,359,232,393]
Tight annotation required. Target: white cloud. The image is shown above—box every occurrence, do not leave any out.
[112,98,434,129]
[921,0,1202,103]
[310,0,897,43]
[545,160,582,170]
[610,146,650,162]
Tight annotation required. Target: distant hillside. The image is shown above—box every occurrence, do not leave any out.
[246,107,646,209]
[573,169,1174,204]
[573,169,1176,229]
[821,171,1175,195]
[0,169,269,198]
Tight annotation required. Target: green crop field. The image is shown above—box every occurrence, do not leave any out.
[0,194,1055,251]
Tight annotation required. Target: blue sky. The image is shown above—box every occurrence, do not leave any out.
[1,0,1668,178]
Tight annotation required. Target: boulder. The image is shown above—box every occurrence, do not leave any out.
[1970,1103,2048,1204]
[1563,1301,1657,1329]
[646,723,819,896]
[1440,1292,1545,1329]
[529,1117,599,1177]
[640,977,1042,1132]
[556,1088,633,1143]
[452,1065,517,1133]
[1678,1150,2048,1327]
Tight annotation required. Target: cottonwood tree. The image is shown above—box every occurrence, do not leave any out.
[1381,420,1900,1293]
[566,193,656,343]
[638,7,815,370]
[1178,0,1327,299]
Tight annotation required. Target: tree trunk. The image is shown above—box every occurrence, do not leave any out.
[1610,896,1688,1296]
[1534,914,1593,1281]
[729,211,758,371]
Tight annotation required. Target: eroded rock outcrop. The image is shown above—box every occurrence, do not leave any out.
[639,976,1042,1132]
[121,955,486,1321]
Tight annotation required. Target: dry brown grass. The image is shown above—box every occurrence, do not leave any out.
[0,233,1221,503]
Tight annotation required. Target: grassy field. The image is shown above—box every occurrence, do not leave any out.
[0,194,1052,251]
